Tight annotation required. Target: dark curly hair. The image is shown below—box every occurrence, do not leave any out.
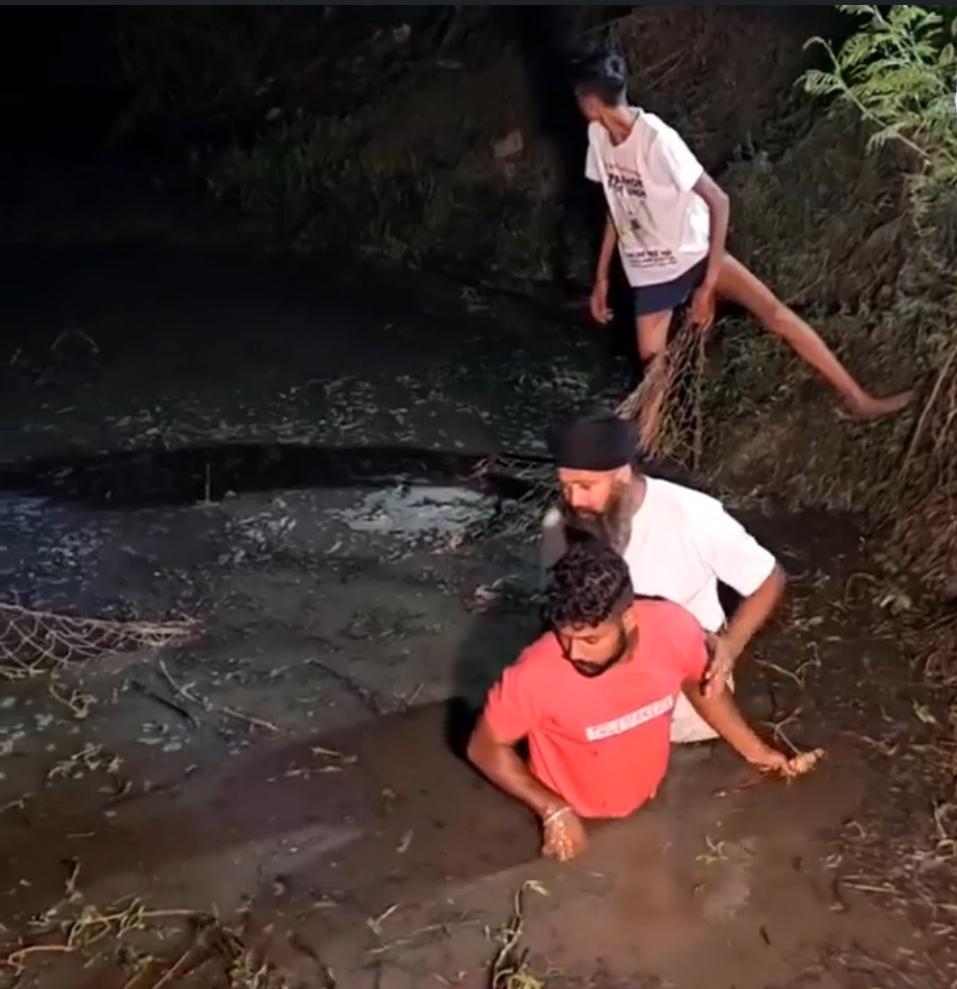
[569,49,628,106]
[543,539,634,630]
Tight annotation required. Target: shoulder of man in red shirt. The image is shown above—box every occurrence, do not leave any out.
[483,598,707,744]
[631,596,708,683]
[482,628,560,744]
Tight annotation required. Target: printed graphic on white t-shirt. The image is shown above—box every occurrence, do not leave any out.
[585,110,710,287]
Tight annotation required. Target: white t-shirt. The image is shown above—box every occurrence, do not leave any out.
[541,477,777,632]
[585,110,710,287]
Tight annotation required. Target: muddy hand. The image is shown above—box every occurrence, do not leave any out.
[541,806,587,862]
[748,745,794,776]
[784,747,826,778]
[751,746,826,780]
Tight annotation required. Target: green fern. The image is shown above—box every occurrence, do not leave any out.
[800,4,957,186]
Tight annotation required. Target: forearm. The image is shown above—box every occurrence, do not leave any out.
[693,174,730,288]
[723,565,786,660]
[682,683,773,763]
[595,213,618,282]
[703,193,729,287]
[469,739,565,818]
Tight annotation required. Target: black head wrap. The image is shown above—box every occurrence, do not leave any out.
[545,410,638,471]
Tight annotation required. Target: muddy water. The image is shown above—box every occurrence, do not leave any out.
[0,246,948,988]
[0,444,545,508]
[0,701,913,989]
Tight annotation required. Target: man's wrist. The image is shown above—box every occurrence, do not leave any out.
[742,739,778,765]
[537,796,570,820]
[717,630,745,664]
[541,804,573,827]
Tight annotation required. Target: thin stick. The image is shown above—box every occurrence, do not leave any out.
[220,706,280,734]
[150,940,198,989]
[900,333,957,482]
[2,943,75,972]
[131,680,199,728]
[158,659,200,706]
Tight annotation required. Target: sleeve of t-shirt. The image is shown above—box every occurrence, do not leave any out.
[483,658,538,744]
[585,124,601,182]
[584,127,601,183]
[650,123,704,192]
[696,506,778,600]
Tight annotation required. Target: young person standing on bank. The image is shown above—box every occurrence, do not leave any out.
[572,50,911,424]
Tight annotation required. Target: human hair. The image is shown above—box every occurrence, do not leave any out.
[570,50,628,106]
[542,540,634,630]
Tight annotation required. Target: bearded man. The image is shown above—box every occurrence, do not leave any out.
[541,410,785,744]
[468,540,801,861]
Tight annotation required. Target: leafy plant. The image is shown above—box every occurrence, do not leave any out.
[800,5,957,188]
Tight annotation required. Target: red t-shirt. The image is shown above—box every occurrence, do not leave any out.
[483,599,708,819]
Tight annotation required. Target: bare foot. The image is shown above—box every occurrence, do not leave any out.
[840,389,914,422]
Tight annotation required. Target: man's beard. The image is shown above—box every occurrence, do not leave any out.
[562,483,634,553]
[569,627,632,678]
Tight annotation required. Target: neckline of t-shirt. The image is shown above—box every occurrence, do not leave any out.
[604,106,644,149]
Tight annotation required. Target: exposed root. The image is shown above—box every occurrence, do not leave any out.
[0,859,290,988]
[488,880,549,989]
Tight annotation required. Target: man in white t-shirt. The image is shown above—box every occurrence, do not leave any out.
[541,410,786,744]
[571,50,911,423]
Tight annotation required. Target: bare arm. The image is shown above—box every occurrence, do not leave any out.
[682,680,786,769]
[722,564,787,664]
[692,172,730,290]
[466,715,565,818]
[595,212,618,284]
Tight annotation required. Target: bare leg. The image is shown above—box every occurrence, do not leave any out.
[635,309,674,449]
[716,254,912,420]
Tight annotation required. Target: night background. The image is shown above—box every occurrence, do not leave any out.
[0,5,954,988]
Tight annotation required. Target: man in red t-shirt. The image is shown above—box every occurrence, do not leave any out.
[468,540,810,861]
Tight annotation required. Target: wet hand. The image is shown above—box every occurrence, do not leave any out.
[702,632,736,697]
[540,805,587,862]
[589,278,613,326]
[747,745,794,776]
[690,284,716,333]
